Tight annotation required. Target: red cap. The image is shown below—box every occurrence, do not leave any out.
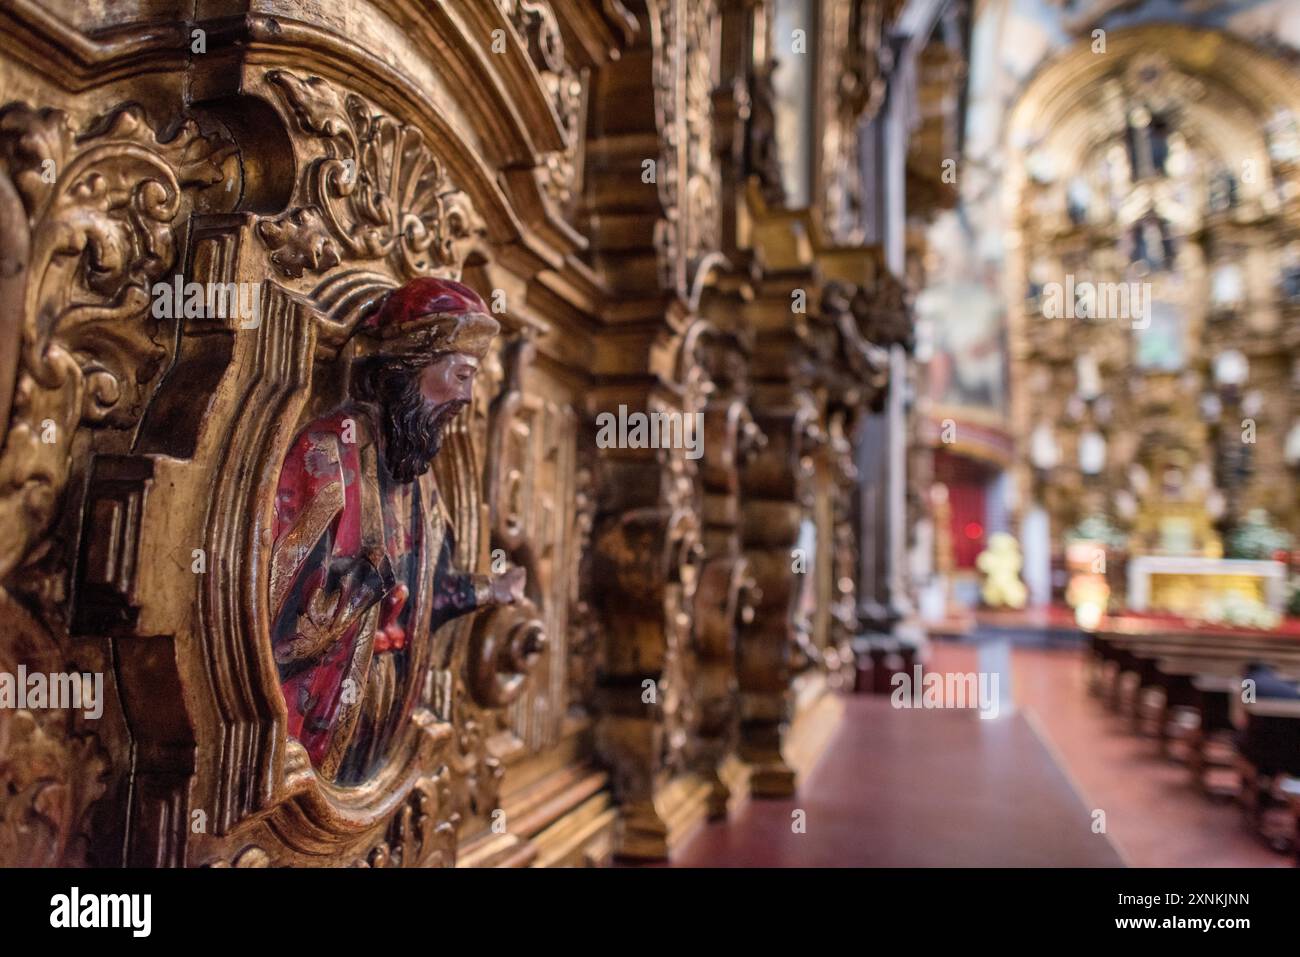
[358,277,499,360]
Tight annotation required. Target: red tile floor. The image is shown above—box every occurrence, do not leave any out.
[662,640,1287,867]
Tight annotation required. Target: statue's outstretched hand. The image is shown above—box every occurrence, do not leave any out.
[489,566,527,605]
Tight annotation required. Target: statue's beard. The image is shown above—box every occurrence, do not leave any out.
[381,385,467,484]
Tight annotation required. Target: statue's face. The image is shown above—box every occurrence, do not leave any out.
[418,353,479,410]
[376,351,479,484]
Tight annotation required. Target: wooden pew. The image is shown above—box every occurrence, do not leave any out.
[1103,638,1300,723]
[1152,658,1300,757]
[1132,648,1300,736]
[1088,624,1300,794]
[1087,618,1300,856]
[1090,627,1300,717]
[1236,699,1300,852]
[1281,777,1300,864]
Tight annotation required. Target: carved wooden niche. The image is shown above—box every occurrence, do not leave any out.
[33,68,547,868]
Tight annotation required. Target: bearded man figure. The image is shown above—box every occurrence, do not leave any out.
[268,278,526,785]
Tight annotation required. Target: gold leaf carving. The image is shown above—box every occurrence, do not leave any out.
[0,101,232,588]
[258,71,485,279]
[0,595,108,867]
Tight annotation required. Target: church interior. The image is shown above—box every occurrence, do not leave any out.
[0,0,1297,890]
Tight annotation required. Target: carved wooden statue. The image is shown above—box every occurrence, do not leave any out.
[269,278,526,784]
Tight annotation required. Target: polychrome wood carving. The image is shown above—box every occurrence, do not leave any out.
[269,278,525,784]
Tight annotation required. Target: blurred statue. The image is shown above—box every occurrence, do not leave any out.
[976,532,1028,610]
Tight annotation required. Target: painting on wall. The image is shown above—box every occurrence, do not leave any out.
[918,279,1007,414]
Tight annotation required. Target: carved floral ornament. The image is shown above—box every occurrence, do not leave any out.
[651,0,722,297]
[256,71,485,281]
[0,607,108,867]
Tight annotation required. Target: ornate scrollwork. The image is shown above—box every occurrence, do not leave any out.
[687,325,764,781]
[499,0,586,206]
[347,773,456,868]
[0,590,109,867]
[257,71,485,279]
[0,102,231,591]
[444,687,505,831]
[748,62,786,209]
[652,0,721,296]
[207,845,272,868]
[821,0,891,240]
[855,268,914,351]
[469,332,551,716]
[567,465,602,709]
[816,278,891,410]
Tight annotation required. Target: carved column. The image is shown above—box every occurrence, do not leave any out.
[581,0,724,859]
[854,268,917,643]
[736,244,819,797]
[688,323,762,817]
